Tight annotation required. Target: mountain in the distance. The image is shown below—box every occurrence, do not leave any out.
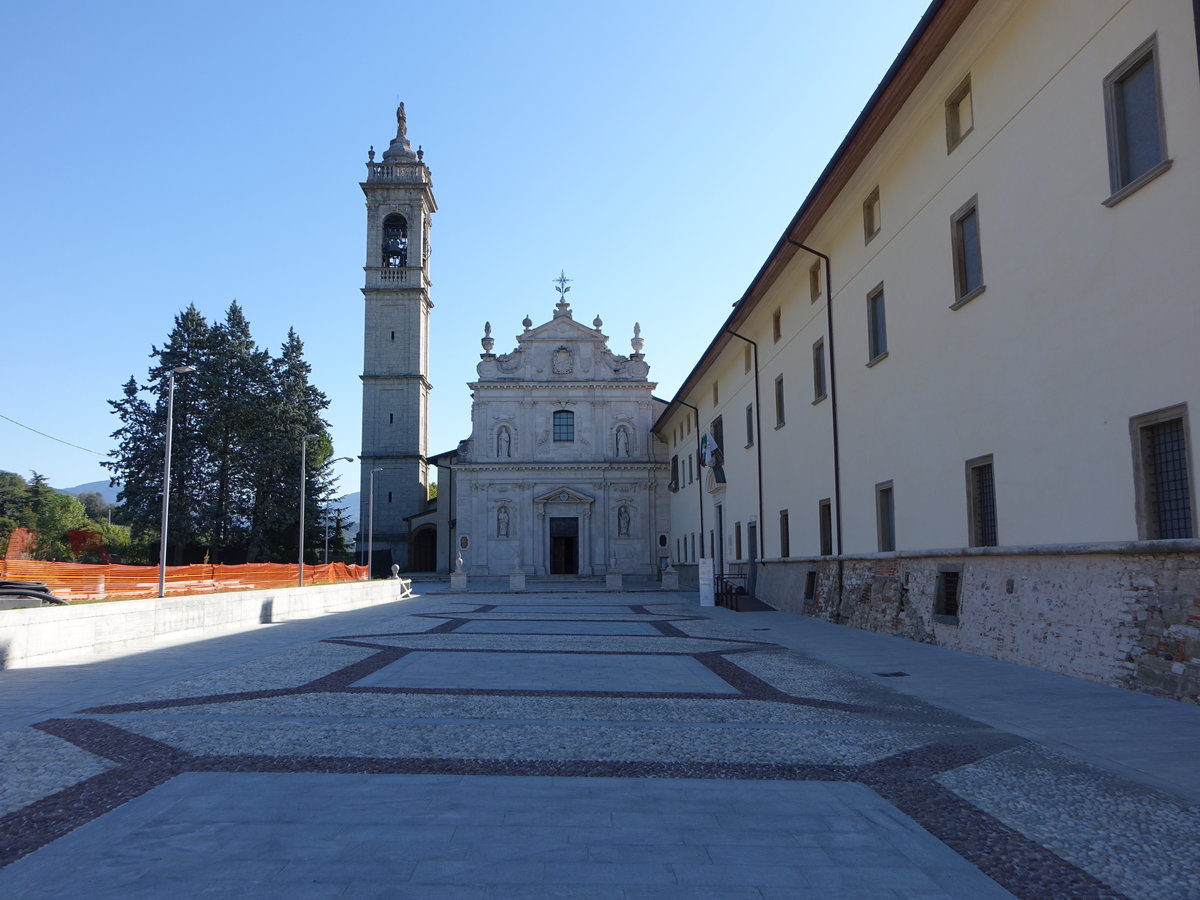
[59,480,120,503]
[57,482,357,531]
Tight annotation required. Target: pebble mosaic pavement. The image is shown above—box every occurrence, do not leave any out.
[0,595,1197,898]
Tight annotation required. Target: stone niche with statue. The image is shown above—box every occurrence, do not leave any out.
[450,282,669,577]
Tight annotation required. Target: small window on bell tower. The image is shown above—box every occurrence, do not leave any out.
[382,214,408,268]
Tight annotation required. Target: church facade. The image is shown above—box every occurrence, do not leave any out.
[448,289,670,577]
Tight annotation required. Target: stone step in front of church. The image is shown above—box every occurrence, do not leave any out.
[412,574,669,594]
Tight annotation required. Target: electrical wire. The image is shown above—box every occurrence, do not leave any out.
[0,412,105,456]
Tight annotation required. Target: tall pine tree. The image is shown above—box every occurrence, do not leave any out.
[106,305,342,564]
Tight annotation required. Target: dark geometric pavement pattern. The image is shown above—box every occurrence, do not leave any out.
[1,597,1197,898]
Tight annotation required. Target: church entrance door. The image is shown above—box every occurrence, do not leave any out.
[549,517,579,575]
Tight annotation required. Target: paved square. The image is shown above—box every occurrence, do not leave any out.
[0,772,1015,898]
[2,590,1197,899]
[457,620,662,636]
[351,650,741,694]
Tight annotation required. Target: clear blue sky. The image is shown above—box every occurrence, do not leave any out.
[0,0,930,502]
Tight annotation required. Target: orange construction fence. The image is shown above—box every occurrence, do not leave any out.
[0,559,368,603]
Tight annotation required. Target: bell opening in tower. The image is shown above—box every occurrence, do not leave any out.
[383,214,408,267]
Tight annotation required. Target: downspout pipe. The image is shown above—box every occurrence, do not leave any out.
[677,399,705,557]
[723,330,765,559]
[785,239,845,619]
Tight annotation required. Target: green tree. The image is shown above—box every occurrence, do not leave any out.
[106,305,341,564]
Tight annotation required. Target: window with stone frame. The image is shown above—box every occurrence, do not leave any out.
[863,188,881,243]
[966,455,998,547]
[779,509,790,558]
[774,375,785,428]
[951,196,985,307]
[812,338,827,402]
[876,481,895,552]
[1104,35,1171,205]
[1131,406,1195,539]
[945,74,973,152]
[819,499,833,556]
[552,409,574,442]
[867,284,887,364]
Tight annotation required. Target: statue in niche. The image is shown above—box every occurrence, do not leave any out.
[552,347,573,374]
[497,506,510,538]
[497,426,511,458]
[615,427,629,458]
[617,504,631,537]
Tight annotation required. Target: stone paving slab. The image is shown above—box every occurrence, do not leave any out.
[0,773,1014,899]
[351,651,742,694]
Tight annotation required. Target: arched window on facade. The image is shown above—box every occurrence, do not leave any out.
[382,214,408,268]
[553,410,574,442]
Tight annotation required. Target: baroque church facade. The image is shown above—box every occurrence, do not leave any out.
[357,107,669,578]
[448,289,670,577]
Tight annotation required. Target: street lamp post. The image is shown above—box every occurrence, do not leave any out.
[368,466,383,579]
[158,365,196,599]
[297,434,320,586]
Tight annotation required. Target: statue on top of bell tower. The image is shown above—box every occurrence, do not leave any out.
[382,101,418,162]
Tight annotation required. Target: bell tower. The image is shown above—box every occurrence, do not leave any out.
[357,104,437,574]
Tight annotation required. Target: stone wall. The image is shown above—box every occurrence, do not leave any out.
[752,542,1200,705]
[0,580,412,669]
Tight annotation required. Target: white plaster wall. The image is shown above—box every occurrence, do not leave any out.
[0,580,412,668]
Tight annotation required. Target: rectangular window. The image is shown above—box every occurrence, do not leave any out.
[711,416,724,462]
[744,345,752,374]
[779,509,790,558]
[774,375,785,428]
[867,284,887,364]
[772,308,782,343]
[691,532,696,561]
[876,481,895,552]
[688,454,694,484]
[934,568,962,621]
[735,522,743,560]
[951,196,984,306]
[966,455,998,547]
[552,409,574,442]
[812,339,827,402]
[819,499,833,556]
[1104,36,1169,204]
[670,455,679,492]
[676,537,681,563]
[712,381,719,406]
[745,403,754,447]
[809,261,822,302]
[863,187,881,243]
[945,75,973,152]
[1132,407,1194,539]
[803,570,818,601]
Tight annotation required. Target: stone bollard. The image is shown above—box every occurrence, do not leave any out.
[661,563,680,591]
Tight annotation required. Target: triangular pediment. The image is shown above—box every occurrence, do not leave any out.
[533,486,595,505]
[521,315,607,344]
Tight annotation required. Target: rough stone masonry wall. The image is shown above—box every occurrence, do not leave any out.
[754,542,1200,704]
